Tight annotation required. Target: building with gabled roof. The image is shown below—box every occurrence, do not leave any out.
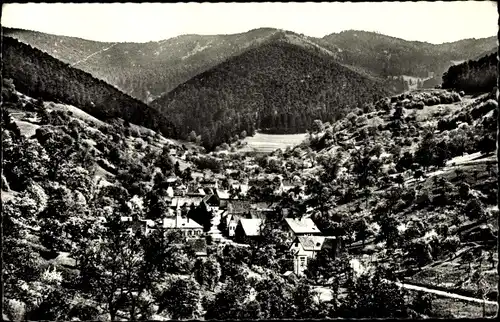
[289,236,341,276]
[170,196,203,209]
[215,189,230,200]
[284,217,321,238]
[236,218,264,239]
[163,214,203,237]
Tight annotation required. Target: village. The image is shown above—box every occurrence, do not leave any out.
[115,160,344,278]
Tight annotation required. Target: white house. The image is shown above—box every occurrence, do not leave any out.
[284,217,322,239]
[289,236,340,276]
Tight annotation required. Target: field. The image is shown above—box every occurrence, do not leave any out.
[240,132,308,153]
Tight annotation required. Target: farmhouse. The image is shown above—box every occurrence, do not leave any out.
[289,236,341,276]
[284,217,322,238]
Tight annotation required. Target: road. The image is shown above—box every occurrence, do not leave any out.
[384,279,498,306]
[311,279,498,306]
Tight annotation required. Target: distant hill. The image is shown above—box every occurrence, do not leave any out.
[3,27,285,102]
[317,30,497,79]
[2,36,177,137]
[151,39,391,150]
[6,27,494,103]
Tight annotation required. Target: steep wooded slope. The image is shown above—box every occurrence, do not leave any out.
[151,40,391,150]
[2,36,177,137]
[3,27,283,101]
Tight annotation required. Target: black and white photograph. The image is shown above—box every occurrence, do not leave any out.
[1,1,499,320]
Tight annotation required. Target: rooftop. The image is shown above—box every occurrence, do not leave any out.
[163,216,203,229]
[285,218,320,234]
[240,218,264,236]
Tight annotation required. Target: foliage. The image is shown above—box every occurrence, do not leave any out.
[193,257,222,291]
[442,52,497,93]
[157,277,201,320]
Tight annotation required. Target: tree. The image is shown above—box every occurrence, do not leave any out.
[393,106,404,120]
[254,274,295,319]
[377,214,400,248]
[193,257,222,291]
[340,266,409,318]
[353,219,370,247]
[291,282,323,318]
[464,198,486,221]
[477,134,496,155]
[188,130,198,142]
[157,277,201,320]
[410,292,434,317]
[311,119,325,134]
[462,251,474,272]
[406,240,433,268]
[205,278,260,320]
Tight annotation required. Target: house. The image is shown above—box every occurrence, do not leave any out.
[235,218,264,241]
[225,213,247,237]
[200,194,220,212]
[163,214,204,237]
[277,178,303,194]
[284,218,321,238]
[186,238,208,257]
[230,183,250,197]
[289,236,341,276]
[186,188,206,197]
[200,178,219,189]
[166,176,178,185]
[227,200,251,216]
[215,189,231,208]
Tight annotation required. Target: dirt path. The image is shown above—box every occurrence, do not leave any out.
[384,279,498,305]
[71,43,118,67]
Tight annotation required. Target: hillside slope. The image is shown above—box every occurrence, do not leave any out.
[442,52,498,93]
[151,40,391,150]
[317,30,497,79]
[2,36,177,137]
[6,27,494,103]
[3,27,285,101]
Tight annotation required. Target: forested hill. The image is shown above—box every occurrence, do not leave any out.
[151,40,391,150]
[3,27,283,102]
[2,36,177,137]
[4,27,496,104]
[317,30,497,78]
[442,52,498,93]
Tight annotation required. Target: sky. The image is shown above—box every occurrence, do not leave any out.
[2,2,498,44]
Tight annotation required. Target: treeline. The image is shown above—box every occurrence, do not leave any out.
[2,36,177,137]
[152,41,390,150]
[442,52,498,93]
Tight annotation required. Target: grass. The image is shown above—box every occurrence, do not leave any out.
[46,102,106,127]
[432,297,497,318]
[14,120,40,138]
[240,132,308,153]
